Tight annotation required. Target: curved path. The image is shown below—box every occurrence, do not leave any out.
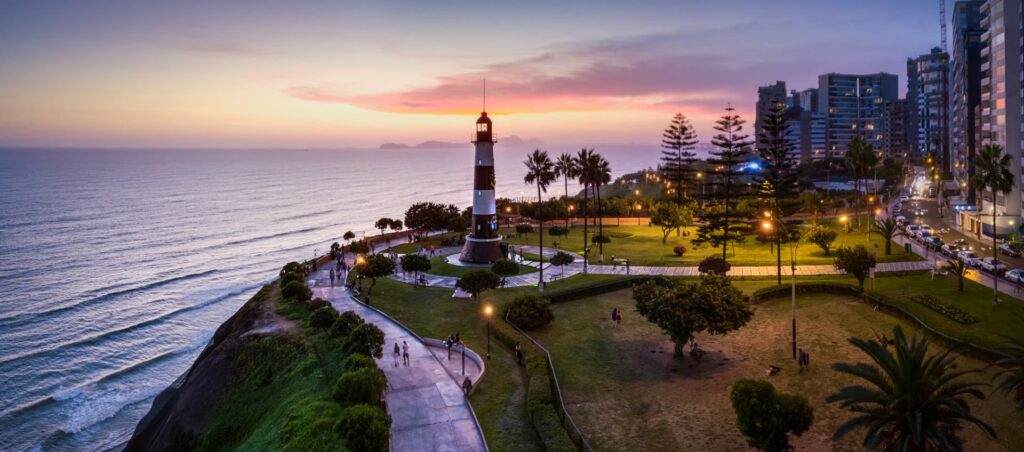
[308,265,488,452]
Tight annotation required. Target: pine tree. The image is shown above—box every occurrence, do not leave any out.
[660,113,699,204]
[695,105,754,261]
[755,103,801,284]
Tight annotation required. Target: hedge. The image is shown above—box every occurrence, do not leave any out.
[527,374,576,452]
[543,276,669,304]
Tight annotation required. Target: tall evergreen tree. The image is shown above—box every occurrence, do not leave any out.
[660,113,699,203]
[755,103,801,284]
[695,105,754,261]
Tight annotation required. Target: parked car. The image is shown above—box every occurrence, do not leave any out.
[926,237,944,250]
[906,225,921,238]
[920,224,933,233]
[958,250,981,267]
[895,215,907,224]
[942,243,961,257]
[1006,268,1024,284]
[980,257,1008,275]
[917,231,932,244]
[999,243,1023,258]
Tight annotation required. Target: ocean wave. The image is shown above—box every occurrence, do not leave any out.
[0,269,219,327]
[0,281,260,367]
[222,226,323,247]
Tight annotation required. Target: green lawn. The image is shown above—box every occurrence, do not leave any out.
[362,274,622,451]
[386,232,461,254]
[529,288,1024,451]
[503,215,920,266]
[423,254,538,278]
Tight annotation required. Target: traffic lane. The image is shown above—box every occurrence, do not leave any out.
[902,196,1024,271]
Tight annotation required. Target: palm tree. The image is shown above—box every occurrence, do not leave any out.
[827,325,995,451]
[590,153,612,262]
[524,149,556,291]
[870,217,902,255]
[994,335,1024,408]
[574,148,596,273]
[973,143,1016,306]
[846,136,878,231]
[554,153,578,230]
[945,259,969,292]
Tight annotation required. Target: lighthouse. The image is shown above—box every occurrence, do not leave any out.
[459,111,504,263]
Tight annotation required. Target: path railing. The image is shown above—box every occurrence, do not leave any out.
[504,310,594,452]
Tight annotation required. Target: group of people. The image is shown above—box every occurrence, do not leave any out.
[444,333,462,358]
[392,341,411,367]
[609,307,623,326]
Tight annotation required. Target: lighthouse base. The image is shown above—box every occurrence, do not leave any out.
[459,236,504,264]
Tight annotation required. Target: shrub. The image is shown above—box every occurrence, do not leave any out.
[309,306,339,329]
[491,259,521,279]
[515,223,535,234]
[331,311,365,338]
[673,244,687,256]
[591,234,611,244]
[342,353,376,371]
[909,294,979,324]
[456,270,501,302]
[548,226,569,236]
[281,281,312,303]
[698,256,731,274]
[344,323,386,358]
[333,367,387,406]
[281,261,303,275]
[834,245,876,290]
[281,271,304,288]
[308,297,330,310]
[348,240,371,254]
[506,295,555,330]
[333,404,391,452]
[731,379,813,452]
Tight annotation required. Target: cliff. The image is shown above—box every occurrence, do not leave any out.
[125,283,300,450]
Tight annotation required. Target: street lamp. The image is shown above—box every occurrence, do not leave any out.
[839,215,850,233]
[483,304,493,360]
[696,172,704,211]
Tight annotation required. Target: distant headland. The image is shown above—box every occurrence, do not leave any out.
[379,135,543,150]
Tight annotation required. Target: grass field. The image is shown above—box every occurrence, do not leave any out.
[529,288,1024,451]
[362,274,623,451]
[503,215,920,266]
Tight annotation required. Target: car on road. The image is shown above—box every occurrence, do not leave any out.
[942,243,961,257]
[999,243,1023,258]
[958,250,981,267]
[917,231,933,244]
[980,257,1008,275]
[895,215,907,224]
[900,195,909,202]
[920,224,933,233]
[1006,268,1024,284]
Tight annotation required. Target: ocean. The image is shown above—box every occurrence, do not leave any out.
[0,146,655,451]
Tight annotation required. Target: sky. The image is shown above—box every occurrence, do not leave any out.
[0,0,946,149]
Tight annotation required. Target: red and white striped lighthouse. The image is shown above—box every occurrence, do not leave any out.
[459,111,503,263]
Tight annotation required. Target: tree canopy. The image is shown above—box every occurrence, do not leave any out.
[456,270,501,303]
[834,245,876,290]
[731,379,813,452]
[633,273,752,357]
[404,202,461,233]
[651,201,694,244]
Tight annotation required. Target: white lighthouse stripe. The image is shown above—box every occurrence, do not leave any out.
[473,190,496,215]
[474,142,495,166]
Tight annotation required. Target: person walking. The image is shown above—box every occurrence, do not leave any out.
[329,268,335,286]
[615,309,622,326]
[402,341,410,366]
[610,307,618,326]
[392,342,401,367]
[514,342,524,365]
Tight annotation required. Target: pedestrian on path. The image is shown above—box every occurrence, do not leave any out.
[615,309,622,326]
[610,307,618,326]
[330,268,336,286]
[402,341,410,366]
[515,342,524,365]
[393,342,401,367]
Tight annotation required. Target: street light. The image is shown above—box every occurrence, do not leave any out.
[483,304,493,360]
[839,215,850,233]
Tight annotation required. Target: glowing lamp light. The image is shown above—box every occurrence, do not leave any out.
[875,208,882,216]
[761,221,772,231]
[355,255,366,265]
[839,215,849,223]
[484,305,494,317]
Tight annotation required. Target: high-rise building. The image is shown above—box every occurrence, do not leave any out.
[755,81,787,143]
[968,0,1024,236]
[781,106,827,164]
[880,99,909,158]
[907,48,951,170]
[951,0,986,205]
[790,88,819,112]
[817,73,899,159]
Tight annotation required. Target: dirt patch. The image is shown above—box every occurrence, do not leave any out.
[536,292,1023,451]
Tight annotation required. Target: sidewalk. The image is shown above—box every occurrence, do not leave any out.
[309,266,487,451]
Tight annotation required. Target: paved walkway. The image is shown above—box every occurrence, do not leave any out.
[387,244,934,289]
[308,267,487,452]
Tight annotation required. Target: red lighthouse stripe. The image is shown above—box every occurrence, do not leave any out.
[473,166,495,189]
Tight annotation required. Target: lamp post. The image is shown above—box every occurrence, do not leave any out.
[483,304,493,360]
[634,189,641,225]
[839,215,850,233]
[765,219,800,360]
[355,255,366,291]
[696,171,704,212]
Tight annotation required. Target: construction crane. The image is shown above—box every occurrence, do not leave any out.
[939,0,947,52]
